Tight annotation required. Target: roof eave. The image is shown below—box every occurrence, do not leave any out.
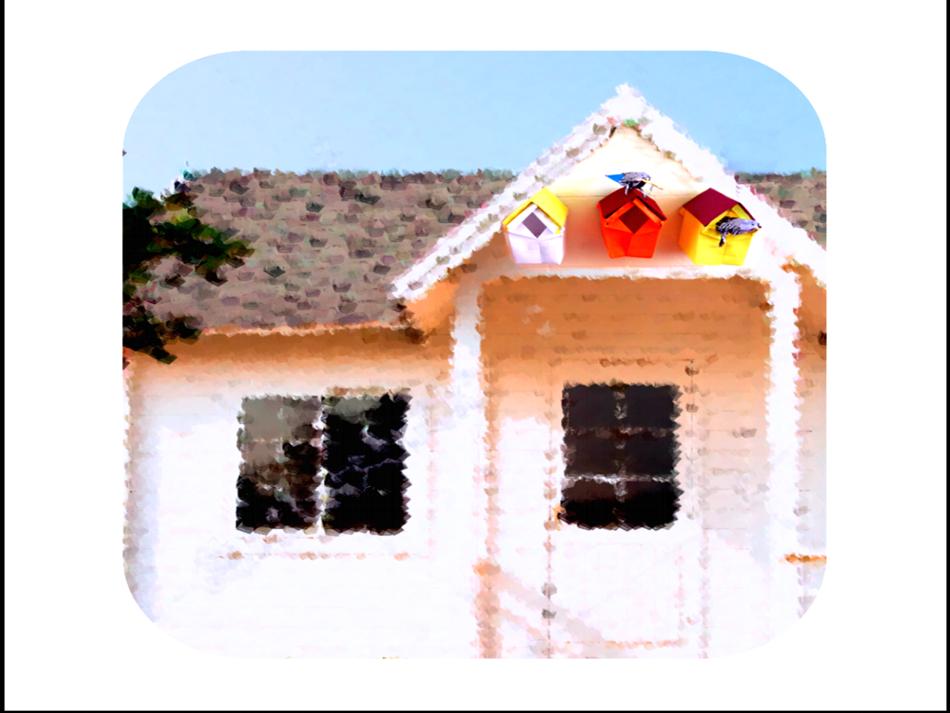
[201,320,406,337]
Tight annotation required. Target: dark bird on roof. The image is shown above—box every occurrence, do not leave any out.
[715,217,761,247]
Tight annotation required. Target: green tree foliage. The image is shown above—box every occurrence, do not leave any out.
[123,186,253,366]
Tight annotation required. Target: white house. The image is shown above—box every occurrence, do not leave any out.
[124,84,827,658]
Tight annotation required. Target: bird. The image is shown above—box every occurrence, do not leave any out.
[615,171,650,195]
[714,217,761,247]
[619,171,651,194]
[606,171,662,197]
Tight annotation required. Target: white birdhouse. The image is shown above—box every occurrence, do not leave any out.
[501,187,568,265]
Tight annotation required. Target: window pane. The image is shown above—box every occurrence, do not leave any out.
[564,431,623,475]
[563,384,620,429]
[236,396,321,531]
[618,480,680,529]
[560,478,621,529]
[622,431,678,476]
[322,393,410,534]
[321,412,375,473]
[366,394,412,459]
[236,465,320,531]
[325,463,408,534]
[623,384,677,429]
[239,396,321,440]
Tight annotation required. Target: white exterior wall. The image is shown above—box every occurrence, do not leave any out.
[125,330,484,657]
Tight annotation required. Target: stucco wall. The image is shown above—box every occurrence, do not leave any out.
[124,327,487,657]
[478,275,783,657]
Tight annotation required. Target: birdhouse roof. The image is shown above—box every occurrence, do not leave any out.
[598,188,667,222]
[680,188,751,226]
[502,187,568,231]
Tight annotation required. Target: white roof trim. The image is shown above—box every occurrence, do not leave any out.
[391,84,826,302]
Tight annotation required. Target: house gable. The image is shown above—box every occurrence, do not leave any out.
[392,84,826,304]
[397,119,827,338]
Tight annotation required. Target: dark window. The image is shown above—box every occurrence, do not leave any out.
[560,384,680,530]
[521,210,549,238]
[322,394,410,534]
[236,393,410,534]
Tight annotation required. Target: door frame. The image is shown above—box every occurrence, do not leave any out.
[481,349,708,657]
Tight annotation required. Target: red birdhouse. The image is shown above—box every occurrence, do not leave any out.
[596,188,667,258]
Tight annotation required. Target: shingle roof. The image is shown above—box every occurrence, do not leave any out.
[736,171,826,247]
[137,167,825,332]
[139,169,513,330]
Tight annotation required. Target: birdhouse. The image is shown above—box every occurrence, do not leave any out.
[501,187,568,265]
[678,188,760,266]
[596,187,668,258]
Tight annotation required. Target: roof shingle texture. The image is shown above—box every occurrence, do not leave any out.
[139,169,825,330]
[141,169,513,330]
[737,170,826,247]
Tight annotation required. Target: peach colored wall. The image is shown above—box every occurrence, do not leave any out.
[478,276,779,657]
[402,271,460,335]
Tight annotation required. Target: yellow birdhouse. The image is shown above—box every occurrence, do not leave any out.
[677,188,760,266]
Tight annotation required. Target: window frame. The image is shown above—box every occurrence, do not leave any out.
[227,384,433,558]
[545,358,702,546]
[560,382,682,530]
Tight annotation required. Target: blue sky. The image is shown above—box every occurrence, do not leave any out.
[123,51,825,196]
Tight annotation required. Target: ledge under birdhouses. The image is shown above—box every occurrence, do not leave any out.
[501,187,568,265]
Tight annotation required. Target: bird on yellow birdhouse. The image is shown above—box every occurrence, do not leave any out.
[677,188,761,266]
